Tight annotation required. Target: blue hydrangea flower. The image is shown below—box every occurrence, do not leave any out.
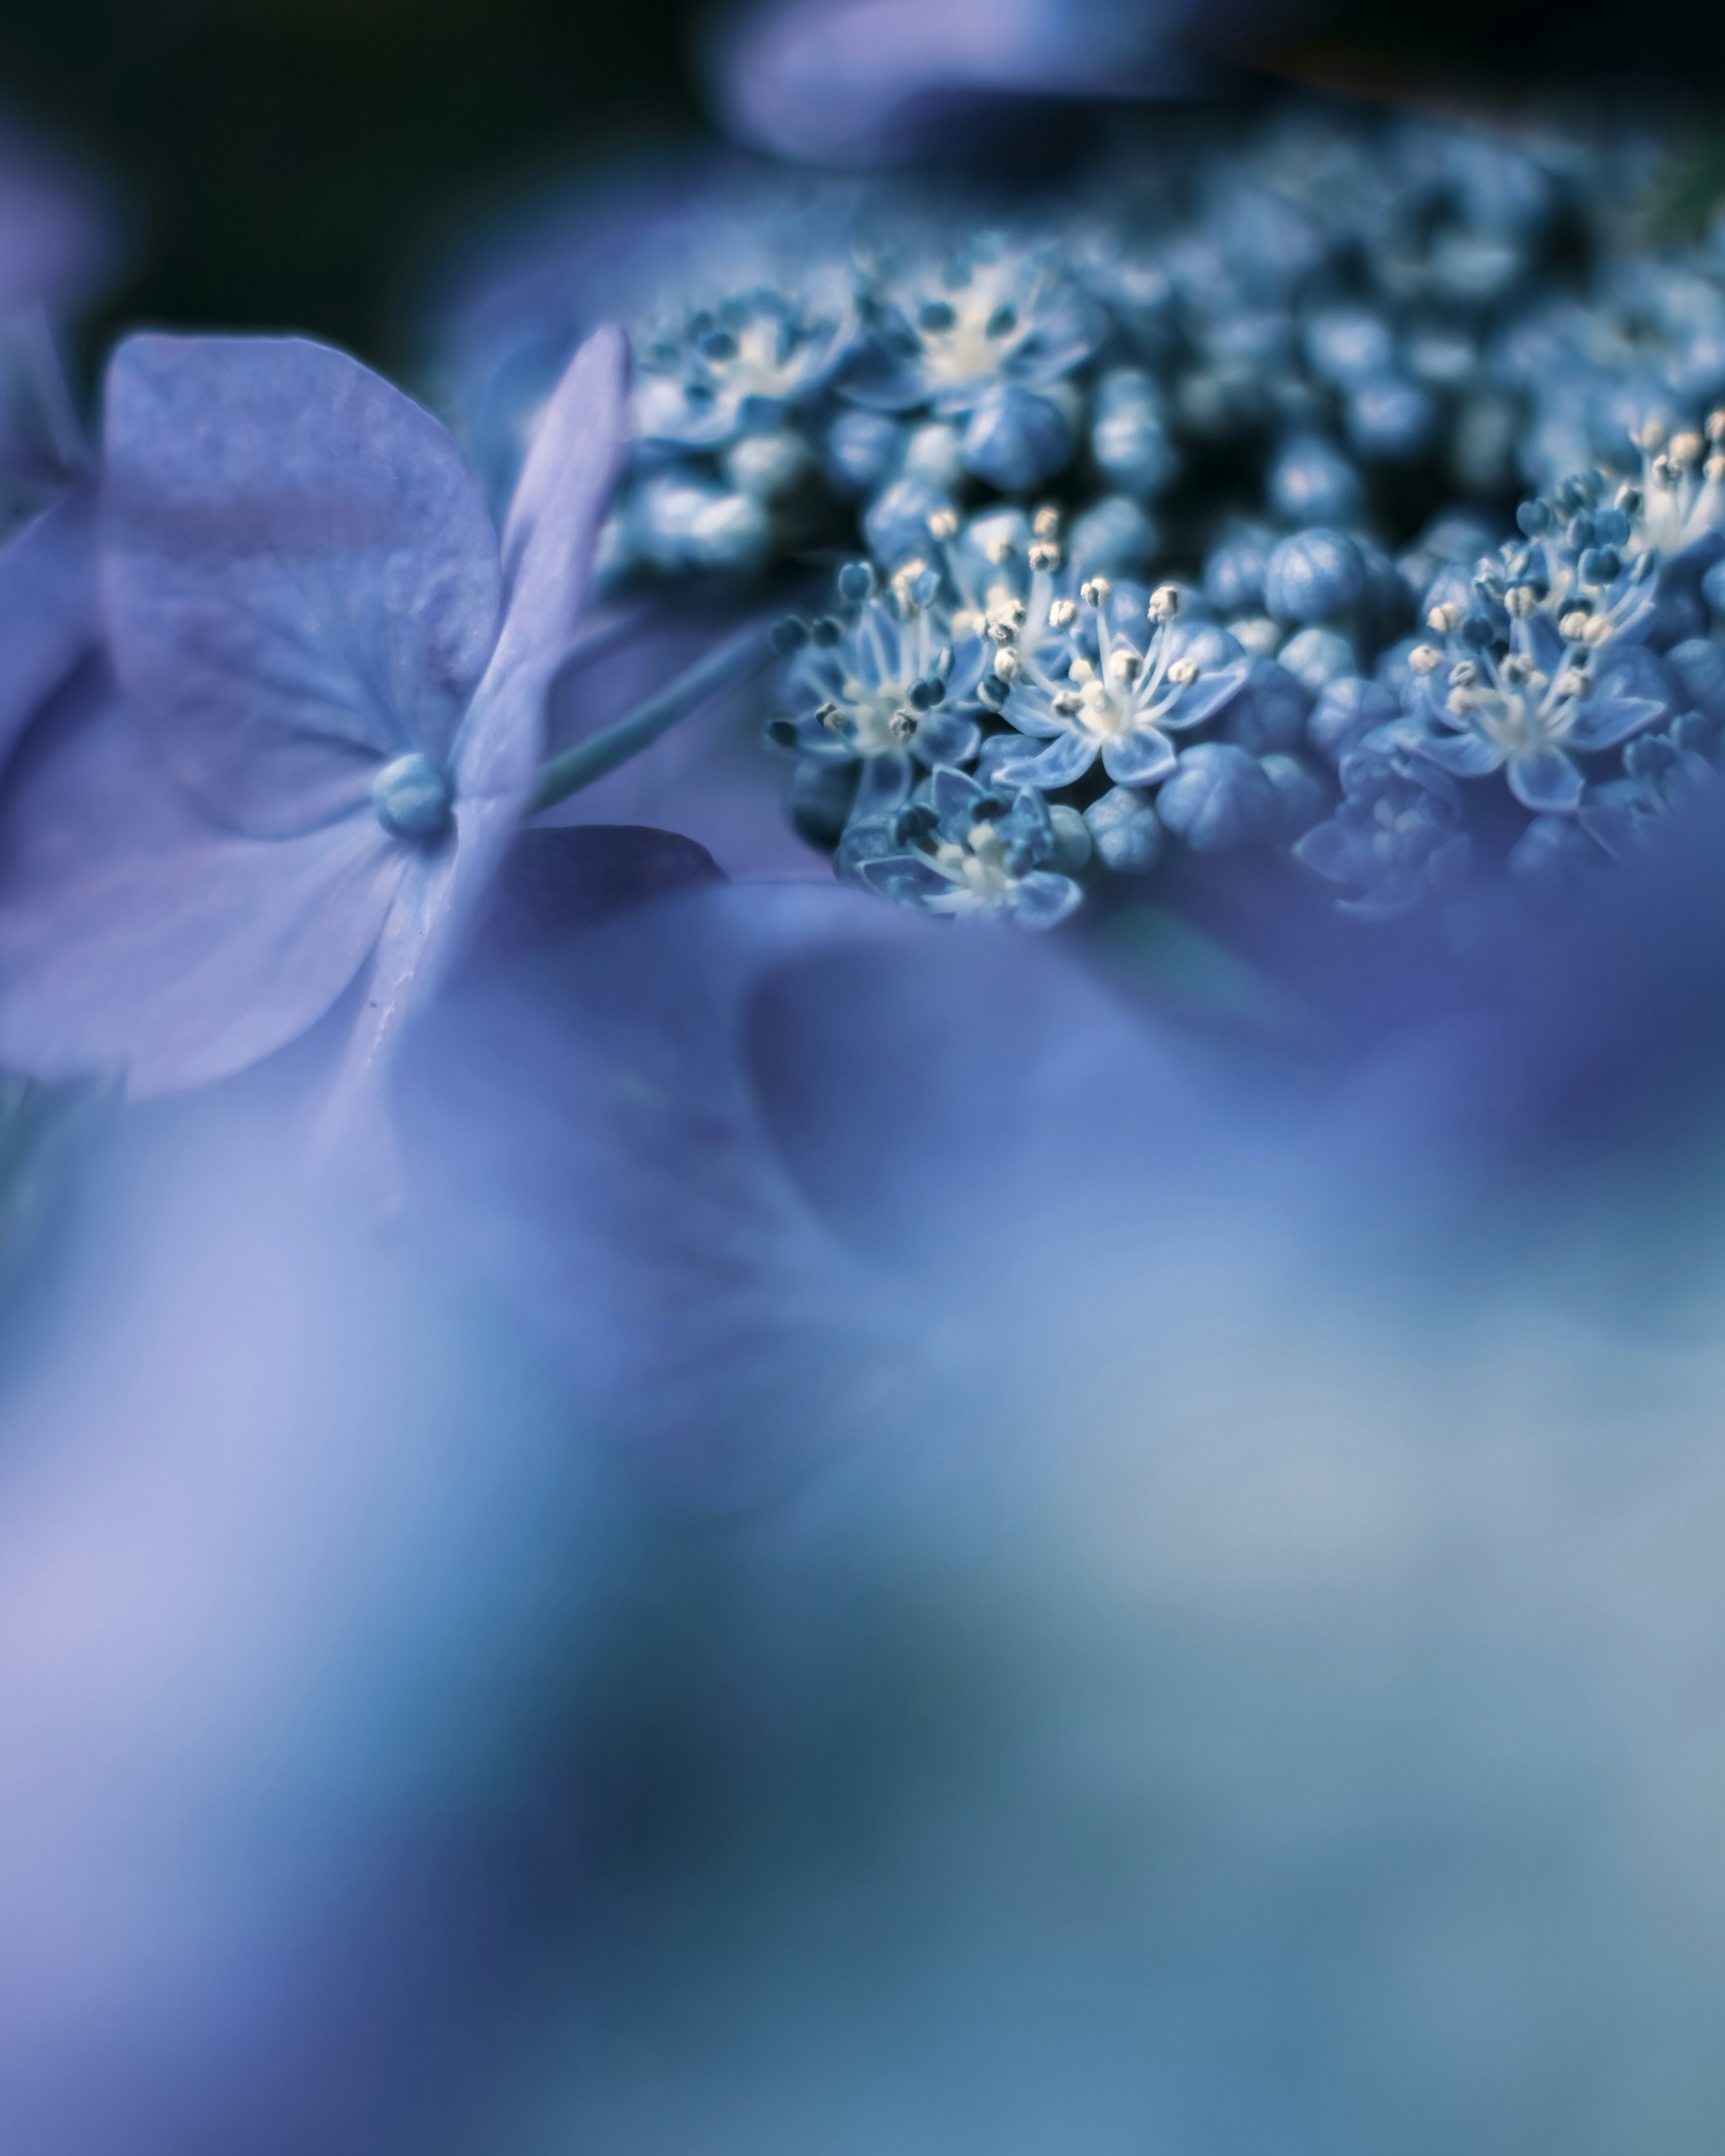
[1579,712,1725,860]
[632,274,860,451]
[1405,478,1679,814]
[839,764,1083,928]
[843,236,1102,453]
[1294,720,1470,917]
[990,578,1250,791]
[770,570,986,823]
[0,328,627,1140]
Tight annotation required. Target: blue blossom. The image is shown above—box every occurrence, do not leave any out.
[1405,476,1682,816]
[632,274,860,451]
[844,235,1102,431]
[839,763,1083,927]
[1294,720,1470,917]
[1579,712,1725,860]
[991,577,1249,791]
[0,328,627,1140]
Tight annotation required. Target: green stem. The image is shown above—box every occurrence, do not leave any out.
[529,621,774,817]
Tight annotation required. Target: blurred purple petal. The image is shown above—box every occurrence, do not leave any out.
[465,825,725,960]
[399,877,1194,1501]
[703,0,1223,167]
[102,335,504,840]
[0,1115,604,2153]
[0,488,97,773]
[0,124,114,319]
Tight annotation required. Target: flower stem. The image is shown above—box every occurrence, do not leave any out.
[528,620,773,816]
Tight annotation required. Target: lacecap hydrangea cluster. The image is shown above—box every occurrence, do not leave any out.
[454,102,1725,928]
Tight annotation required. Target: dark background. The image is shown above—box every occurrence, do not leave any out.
[0,0,1718,379]
[0,0,705,373]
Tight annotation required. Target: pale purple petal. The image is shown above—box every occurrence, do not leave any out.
[314,329,635,1186]
[458,325,632,805]
[0,680,403,1097]
[101,335,504,840]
